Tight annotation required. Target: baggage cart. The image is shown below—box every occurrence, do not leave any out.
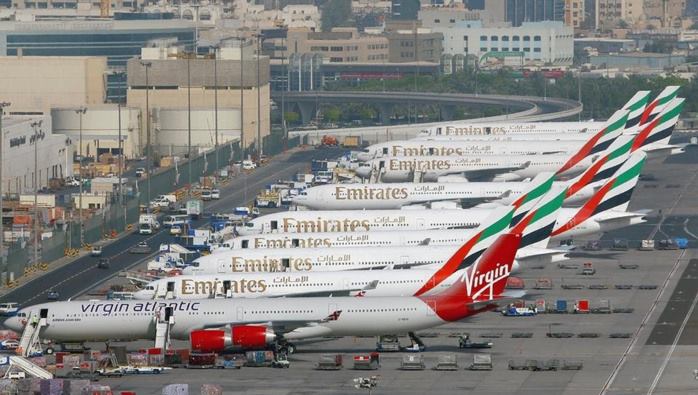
[315,354,343,370]
[400,355,425,371]
[433,354,458,371]
[469,354,492,371]
[376,335,401,352]
[353,353,380,370]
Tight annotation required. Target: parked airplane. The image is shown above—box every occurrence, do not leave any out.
[355,152,591,182]
[414,90,651,138]
[136,188,565,300]
[237,171,556,236]
[5,226,525,354]
[289,180,592,210]
[357,109,629,162]
[223,152,646,249]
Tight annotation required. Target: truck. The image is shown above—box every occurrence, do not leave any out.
[186,199,203,220]
[138,214,161,235]
[150,194,176,209]
[256,191,281,208]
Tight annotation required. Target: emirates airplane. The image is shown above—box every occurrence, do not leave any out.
[5,222,526,354]
[414,86,678,139]
[135,189,564,300]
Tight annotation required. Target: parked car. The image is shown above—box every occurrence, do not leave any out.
[0,303,19,316]
[0,340,19,351]
[242,160,256,170]
[65,177,80,187]
[211,189,220,200]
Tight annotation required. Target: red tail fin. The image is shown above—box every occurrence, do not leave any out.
[419,233,521,322]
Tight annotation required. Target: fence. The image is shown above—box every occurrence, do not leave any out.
[1,142,242,284]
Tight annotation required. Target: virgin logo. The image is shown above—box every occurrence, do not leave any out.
[463,262,510,300]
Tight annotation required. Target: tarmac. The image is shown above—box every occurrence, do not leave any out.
[6,144,698,394]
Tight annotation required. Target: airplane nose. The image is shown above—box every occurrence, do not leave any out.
[3,316,22,332]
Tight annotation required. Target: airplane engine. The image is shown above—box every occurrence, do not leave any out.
[190,326,276,353]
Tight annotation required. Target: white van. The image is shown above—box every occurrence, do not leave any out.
[163,214,189,228]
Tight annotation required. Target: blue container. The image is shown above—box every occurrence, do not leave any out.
[556,300,568,312]
[675,238,688,249]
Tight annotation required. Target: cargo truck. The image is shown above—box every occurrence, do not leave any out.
[138,214,161,235]
[186,199,203,220]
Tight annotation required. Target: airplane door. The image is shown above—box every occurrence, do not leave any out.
[217,259,226,273]
[241,240,249,249]
[436,127,442,136]
[292,238,300,247]
[328,303,338,315]
[271,221,278,231]
[40,308,48,319]
[382,147,388,155]
[223,281,232,297]
[429,147,435,155]
[166,281,175,295]
[236,306,244,321]
[400,256,409,267]
[378,160,385,170]
[282,258,290,271]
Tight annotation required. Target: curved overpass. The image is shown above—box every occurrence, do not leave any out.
[276,91,582,145]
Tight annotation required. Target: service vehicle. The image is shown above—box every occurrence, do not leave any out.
[0,340,19,351]
[135,168,145,178]
[201,189,212,201]
[163,214,189,228]
[90,246,103,257]
[242,160,256,170]
[211,189,221,200]
[138,214,160,235]
[0,303,19,316]
[186,199,203,220]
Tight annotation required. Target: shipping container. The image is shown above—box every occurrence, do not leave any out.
[555,300,568,313]
[575,299,590,313]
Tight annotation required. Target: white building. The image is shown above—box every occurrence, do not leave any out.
[1,116,73,195]
[233,3,321,30]
[425,20,574,66]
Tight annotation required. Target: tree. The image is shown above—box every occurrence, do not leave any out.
[323,106,342,123]
[284,111,300,124]
[321,0,352,31]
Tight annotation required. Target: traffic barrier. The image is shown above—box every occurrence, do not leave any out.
[511,332,533,338]
[577,333,600,338]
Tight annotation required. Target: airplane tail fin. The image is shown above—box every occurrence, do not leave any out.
[631,97,684,151]
[413,206,514,297]
[622,90,651,130]
[639,85,681,127]
[565,134,634,198]
[552,151,647,237]
[511,186,567,250]
[556,109,628,176]
[418,233,522,322]
[509,172,555,226]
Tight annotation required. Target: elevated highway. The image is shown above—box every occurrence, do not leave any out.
[276,91,582,145]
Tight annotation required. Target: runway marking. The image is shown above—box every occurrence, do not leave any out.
[647,279,698,395]
[683,218,698,240]
[647,170,698,240]
[599,250,686,395]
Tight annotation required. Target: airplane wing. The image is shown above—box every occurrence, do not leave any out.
[458,162,530,182]
[466,290,526,311]
[517,247,572,262]
[266,280,380,298]
[199,311,344,334]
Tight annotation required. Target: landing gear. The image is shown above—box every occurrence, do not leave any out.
[276,341,296,355]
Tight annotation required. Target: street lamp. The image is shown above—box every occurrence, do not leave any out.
[140,60,152,204]
[75,107,87,248]
[187,54,192,186]
[256,33,262,159]
[30,120,42,265]
[239,37,245,157]
[0,101,10,270]
[213,45,220,170]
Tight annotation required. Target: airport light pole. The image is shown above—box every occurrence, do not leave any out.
[117,103,125,228]
[240,37,245,158]
[0,101,10,269]
[256,33,262,159]
[213,45,219,169]
[187,54,192,186]
[140,60,152,205]
[30,120,42,265]
[75,107,87,248]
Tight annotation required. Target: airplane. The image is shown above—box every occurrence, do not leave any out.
[5,222,525,355]
[356,108,631,162]
[413,87,677,139]
[236,171,557,236]
[289,180,592,210]
[354,152,591,182]
[135,187,565,300]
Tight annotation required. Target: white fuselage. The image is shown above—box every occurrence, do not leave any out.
[291,181,592,210]
[237,208,489,236]
[415,121,604,139]
[357,154,590,183]
[134,266,461,300]
[358,139,588,161]
[7,297,447,342]
[224,208,646,249]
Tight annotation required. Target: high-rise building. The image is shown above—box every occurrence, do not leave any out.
[564,0,586,27]
[597,0,644,27]
[505,0,566,26]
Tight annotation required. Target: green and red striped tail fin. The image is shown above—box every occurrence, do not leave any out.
[631,97,684,151]
[552,151,647,237]
[622,90,651,130]
[511,186,567,249]
[510,172,555,227]
[565,134,634,198]
[556,110,628,176]
[414,206,514,297]
[639,86,681,127]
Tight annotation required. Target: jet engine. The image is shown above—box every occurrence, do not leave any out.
[190,326,276,353]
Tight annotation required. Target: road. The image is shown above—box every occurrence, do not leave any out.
[0,147,340,306]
